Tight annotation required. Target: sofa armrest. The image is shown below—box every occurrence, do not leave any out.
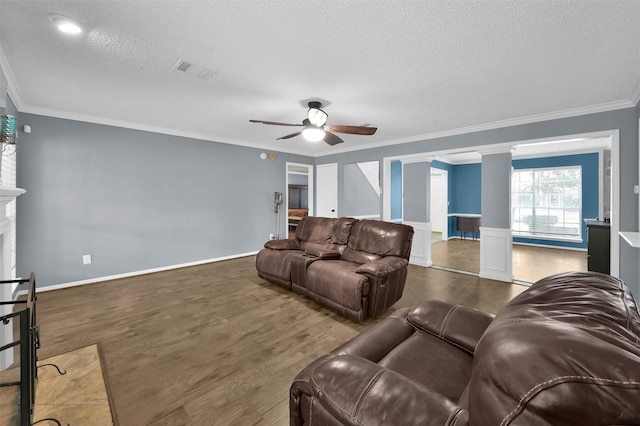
[355,256,408,277]
[407,299,495,354]
[304,247,341,260]
[263,239,299,250]
[290,354,467,426]
[354,256,409,319]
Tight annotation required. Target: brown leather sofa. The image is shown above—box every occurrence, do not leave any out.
[290,272,640,425]
[256,216,414,323]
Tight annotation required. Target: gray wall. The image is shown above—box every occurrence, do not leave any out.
[16,113,312,288]
[343,163,380,217]
[288,173,308,186]
[403,162,429,223]
[11,104,640,295]
[481,153,512,228]
[317,107,639,295]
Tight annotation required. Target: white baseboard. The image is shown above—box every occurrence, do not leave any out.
[17,251,259,296]
[512,241,587,252]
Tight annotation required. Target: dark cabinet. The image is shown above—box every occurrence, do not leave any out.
[587,222,610,274]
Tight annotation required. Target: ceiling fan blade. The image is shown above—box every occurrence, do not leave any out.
[324,125,377,135]
[323,132,344,146]
[277,130,303,140]
[250,119,302,127]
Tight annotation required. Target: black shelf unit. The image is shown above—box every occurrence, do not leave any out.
[586,221,611,274]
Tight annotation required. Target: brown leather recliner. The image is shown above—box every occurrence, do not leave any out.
[290,272,640,425]
[256,216,414,322]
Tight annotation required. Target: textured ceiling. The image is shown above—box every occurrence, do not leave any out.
[0,1,639,157]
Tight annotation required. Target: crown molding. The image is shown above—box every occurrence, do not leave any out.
[629,75,640,107]
[314,99,634,157]
[18,104,314,157]
[0,44,25,110]
[5,68,634,161]
[477,146,516,156]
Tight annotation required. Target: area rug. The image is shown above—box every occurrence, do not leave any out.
[0,343,116,425]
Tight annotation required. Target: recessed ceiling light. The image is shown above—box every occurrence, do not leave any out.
[48,14,84,35]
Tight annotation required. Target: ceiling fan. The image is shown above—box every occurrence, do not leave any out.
[250,101,377,146]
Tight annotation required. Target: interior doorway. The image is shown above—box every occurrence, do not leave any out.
[430,169,448,242]
[286,163,314,238]
[382,130,620,282]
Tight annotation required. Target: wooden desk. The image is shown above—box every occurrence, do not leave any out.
[449,214,481,240]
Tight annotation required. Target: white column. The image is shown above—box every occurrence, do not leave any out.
[0,187,25,370]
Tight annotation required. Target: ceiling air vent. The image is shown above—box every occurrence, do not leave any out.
[173,58,217,80]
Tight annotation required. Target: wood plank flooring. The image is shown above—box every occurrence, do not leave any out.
[431,238,587,283]
[32,256,527,425]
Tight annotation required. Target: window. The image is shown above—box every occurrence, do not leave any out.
[511,166,582,240]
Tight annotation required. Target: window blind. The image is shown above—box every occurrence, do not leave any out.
[511,166,582,240]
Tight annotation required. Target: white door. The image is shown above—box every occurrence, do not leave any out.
[316,163,338,217]
[430,171,448,236]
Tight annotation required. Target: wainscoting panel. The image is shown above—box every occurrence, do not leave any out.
[404,221,432,267]
[479,226,513,282]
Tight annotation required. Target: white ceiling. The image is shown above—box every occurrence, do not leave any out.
[0,1,638,158]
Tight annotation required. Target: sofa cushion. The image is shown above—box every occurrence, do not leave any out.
[344,220,414,263]
[407,299,495,355]
[378,331,473,402]
[303,355,465,426]
[470,272,640,425]
[255,249,303,288]
[295,216,336,244]
[296,216,357,254]
[306,260,369,311]
[331,217,357,245]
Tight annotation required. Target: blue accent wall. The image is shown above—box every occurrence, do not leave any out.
[512,152,599,249]
[453,163,482,214]
[447,163,482,238]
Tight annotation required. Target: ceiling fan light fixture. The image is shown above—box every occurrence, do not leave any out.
[49,14,84,35]
[307,106,328,127]
[302,126,325,142]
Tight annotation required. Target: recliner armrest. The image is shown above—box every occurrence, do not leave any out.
[355,256,408,277]
[304,247,341,259]
[407,299,494,354]
[291,354,468,426]
[263,239,299,250]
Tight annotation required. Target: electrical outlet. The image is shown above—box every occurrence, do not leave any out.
[269,233,275,240]
[82,254,92,265]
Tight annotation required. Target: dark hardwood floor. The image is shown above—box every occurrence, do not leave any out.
[431,238,588,283]
[32,256,527,425]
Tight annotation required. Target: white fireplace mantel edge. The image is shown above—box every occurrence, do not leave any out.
[0,187,25,204]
